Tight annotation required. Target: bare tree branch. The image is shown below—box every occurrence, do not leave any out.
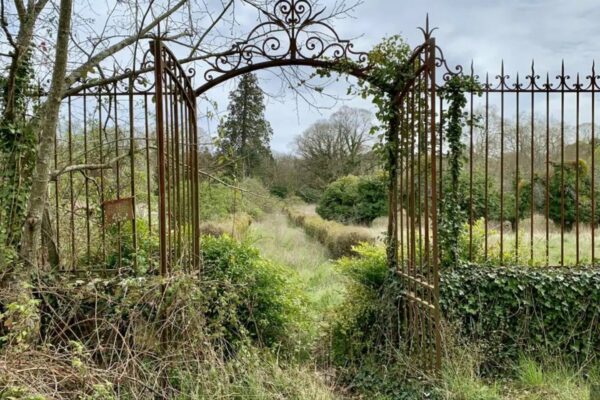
[64,0,188,87]
[50,152,131,180]
[188,0,233,57]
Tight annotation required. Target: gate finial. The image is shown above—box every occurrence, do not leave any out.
[418,14,438,40]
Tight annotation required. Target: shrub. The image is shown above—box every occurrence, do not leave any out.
[269,184,288,199]
[317,174,387,225]
[329,244,437,398]
[443,170,501,222]
[200,212,252,239]
[295,186,322,203]
[2,235,309,397]
[548,160,596,230]
[201,235,308,351]
[285,207,375,258]
[200,178,276,221]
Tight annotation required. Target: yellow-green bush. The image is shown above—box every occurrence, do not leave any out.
[200,212,252,239]
[200,178,277,221]
[284,207,375,258]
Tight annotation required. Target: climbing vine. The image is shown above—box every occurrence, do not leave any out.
[438,75,481,267]
[0,47,38,251]
[301,36,483,269]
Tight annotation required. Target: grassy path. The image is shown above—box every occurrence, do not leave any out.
[246,212,350,398]
[248,212,347,328]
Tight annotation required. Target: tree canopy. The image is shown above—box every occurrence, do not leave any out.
[217,73,273,178]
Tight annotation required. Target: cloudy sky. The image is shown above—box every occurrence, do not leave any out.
[197,0,600,153]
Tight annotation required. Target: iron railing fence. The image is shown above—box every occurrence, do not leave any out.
[43,41,200,275]
[46,76,160,273]
[435,62,600,267]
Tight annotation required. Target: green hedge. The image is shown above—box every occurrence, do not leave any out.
[284,207,376,258]
[317,174,387,225]
[442,264,600,364]
[331,244,600,370]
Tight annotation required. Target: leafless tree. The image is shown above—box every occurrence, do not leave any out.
[295,105,375,188]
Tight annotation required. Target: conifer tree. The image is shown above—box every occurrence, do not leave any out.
[217,73,273,177]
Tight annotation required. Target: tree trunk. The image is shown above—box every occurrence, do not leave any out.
[20,0,73,268]
[3,1,48,122]
[1,1,48,247]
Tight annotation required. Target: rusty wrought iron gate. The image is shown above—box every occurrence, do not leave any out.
[392,36,442,372]
[152,40,201,276]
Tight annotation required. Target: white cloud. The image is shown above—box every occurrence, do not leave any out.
[197,0,598,153]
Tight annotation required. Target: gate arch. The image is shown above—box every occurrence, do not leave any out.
[186,1,448,372]
[47,0,450,373]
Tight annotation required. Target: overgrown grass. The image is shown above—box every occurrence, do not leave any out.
[440,353,597,400]
[174,347,338,400]
[247,212,348,356]
[284,205,378,258]
[200,177,278,221]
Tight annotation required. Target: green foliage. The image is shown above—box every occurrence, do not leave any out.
[444,169,501,223]
[316,174,387,225]
[0,386,46,400]
[269,184,288,199]
[0,47,38,248]
[329,244,438,398]
[201,235,308,351]
[104,219,159,275]
[200,178,274,221]
[285,207,375,258]
[331,244,600,381]
[442,264,600,365]
[548,160,596,230]
[502,177,533,231]
[216,73,273,178]
[0,296,40,349]
[438,75,482,268]
[294,186,322,203]
[172,347,337,400]
[355,36,411,135]
[330,246,390,367]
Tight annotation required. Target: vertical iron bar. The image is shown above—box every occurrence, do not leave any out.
[575,74,580,265]
[144,93,152,233]
[469,63,474,261]
[429,37,441,374]
[114,84,122,269]
[515,73,520,261]
[152,40,168,277]
[83,90,91,262]
[485,74,489,260]
[500,62,505,265]
[99,93,106,262]
[128,76,138,272]
[68,97,75,270]
[560,62,565,267]
[545,74,550,266]
[592,65,596,266]
[530,66,535,265]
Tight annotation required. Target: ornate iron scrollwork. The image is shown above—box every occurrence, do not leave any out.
[201,0,369,84]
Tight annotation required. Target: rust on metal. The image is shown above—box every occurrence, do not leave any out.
[103,197,135,225]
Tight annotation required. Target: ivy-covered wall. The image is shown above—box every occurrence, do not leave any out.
[441,265,600,364]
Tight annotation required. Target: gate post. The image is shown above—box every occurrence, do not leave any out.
[152,39,168,278]
[387,107,400,270]
[428,36,442,372]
